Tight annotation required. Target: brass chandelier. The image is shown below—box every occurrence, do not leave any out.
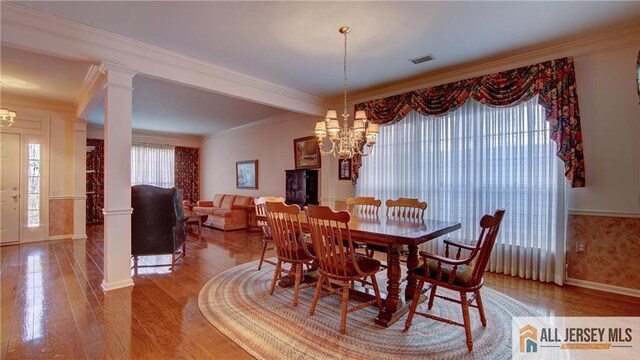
[0,108,17,128]
[314,26,378,159]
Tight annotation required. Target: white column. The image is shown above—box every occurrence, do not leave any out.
[72,119,88,240]
[101,63,136,292]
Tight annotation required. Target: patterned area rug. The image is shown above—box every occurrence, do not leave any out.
[198,260,540,360]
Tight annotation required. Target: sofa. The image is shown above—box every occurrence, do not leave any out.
[192,194,255,231]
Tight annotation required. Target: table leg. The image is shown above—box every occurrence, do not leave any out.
[375,245,401,326]
[405,245,419,301]
[197,217,202,240]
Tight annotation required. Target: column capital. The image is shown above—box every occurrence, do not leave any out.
[100,62,136,90]
[72,118,88,131]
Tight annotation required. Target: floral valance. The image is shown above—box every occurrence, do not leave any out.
[354,56,585,188]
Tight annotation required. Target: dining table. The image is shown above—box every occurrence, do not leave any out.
[257,211,461,327]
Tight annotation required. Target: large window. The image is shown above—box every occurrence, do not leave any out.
[131,144,175,188]
[357,97,565,283]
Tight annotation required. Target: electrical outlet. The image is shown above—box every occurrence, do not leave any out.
[576,241,586,253]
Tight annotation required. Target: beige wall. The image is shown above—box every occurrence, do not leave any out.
[200,114,326,200]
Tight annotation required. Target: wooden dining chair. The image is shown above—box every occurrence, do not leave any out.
[404,209,506,352]
[386,197,427,220]
[264,201,315,307]
[255,196,285,270]
[305,205,383,334]
[345,196,382,216]
[363,197,429,259]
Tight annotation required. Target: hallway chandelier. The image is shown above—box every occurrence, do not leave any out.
[314,26,378,160]
[0,108,17,127]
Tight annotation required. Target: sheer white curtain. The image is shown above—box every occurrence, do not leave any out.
[131,144,175,188]
[357,97,566,284]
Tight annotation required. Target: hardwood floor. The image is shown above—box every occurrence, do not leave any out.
[1,225,639,359]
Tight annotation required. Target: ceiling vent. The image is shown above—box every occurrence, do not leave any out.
[409,54,436,65]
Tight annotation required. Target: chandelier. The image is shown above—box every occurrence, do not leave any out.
[314,26,378,159]
[0,108,17,128]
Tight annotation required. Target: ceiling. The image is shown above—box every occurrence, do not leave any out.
[2,1,640,135]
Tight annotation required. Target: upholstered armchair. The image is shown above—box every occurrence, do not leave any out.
[131,185,187,267]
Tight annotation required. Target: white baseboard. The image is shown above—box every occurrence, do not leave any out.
[100,278,135,292]
[565,278,640,298]
[49,234,73,241]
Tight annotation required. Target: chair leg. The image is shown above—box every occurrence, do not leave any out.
[257,241,268,270]
[403,279,424,331]
[370,275,383,310]
[475,290,487,327]
[309,274,323,316]
[340,281,350,334]
[292,264,302,307]
[428,285,438,309]
[269,260,282,295]
[460,292,473,352]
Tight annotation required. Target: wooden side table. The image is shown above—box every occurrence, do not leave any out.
[185,211,208,240]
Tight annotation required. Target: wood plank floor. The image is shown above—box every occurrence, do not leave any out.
[1,225,639,359]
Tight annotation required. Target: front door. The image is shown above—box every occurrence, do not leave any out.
[1,133,20,244]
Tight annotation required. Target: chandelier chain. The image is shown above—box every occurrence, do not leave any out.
[343,29,348,120]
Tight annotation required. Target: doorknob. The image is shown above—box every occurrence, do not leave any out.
[12,194,19,200]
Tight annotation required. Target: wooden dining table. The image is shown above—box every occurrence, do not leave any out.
[257,212,461,327]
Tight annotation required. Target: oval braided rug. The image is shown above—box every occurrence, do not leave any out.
[198,260,540,360]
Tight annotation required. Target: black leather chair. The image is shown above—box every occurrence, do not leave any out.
[131,185,187,268]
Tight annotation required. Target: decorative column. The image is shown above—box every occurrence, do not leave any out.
[101,63,136,292]
[72,119,88,240]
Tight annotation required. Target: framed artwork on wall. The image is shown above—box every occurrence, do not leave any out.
[636,50,639,104]
[236,160,258,189]
[338,158,352,180]
[294,136,321,169]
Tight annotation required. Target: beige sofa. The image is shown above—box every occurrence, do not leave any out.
[193,194,255,231]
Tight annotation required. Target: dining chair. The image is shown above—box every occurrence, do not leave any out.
[386,197,427,220]
[345,196,382,216]
[264,201,315,307]
[364,197,429,259]
[403,209,506,352]
[305,205,383,334]
[255,196,285,270]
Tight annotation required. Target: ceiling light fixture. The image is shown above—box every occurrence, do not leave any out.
[314,26,378,160]
[0,108,17,128]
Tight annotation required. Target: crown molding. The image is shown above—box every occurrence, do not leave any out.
[75,64,104,118]
[204,112,309,140]
[347,24,640,104]
[86,123,203,147]
[1,2,327,116]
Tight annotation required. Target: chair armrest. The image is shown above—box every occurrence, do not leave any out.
[418,251,472,266]
[443,239,476,251]
[197,200,213,207]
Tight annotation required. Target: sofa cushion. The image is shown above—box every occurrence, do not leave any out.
[234,195,253,206]
[221,195,237,209]
[211,209,232,217]
[192,206,213,215]
[213,194,225,208]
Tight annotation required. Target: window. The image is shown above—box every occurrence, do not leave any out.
[357,97,565,283]
[27,143,41,227]
[131,144,175,188]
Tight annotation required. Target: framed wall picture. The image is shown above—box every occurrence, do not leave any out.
[294,136,321,169]
[338,158,352,180]
[236,160,258,189]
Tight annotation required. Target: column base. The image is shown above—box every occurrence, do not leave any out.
[101,278,134,292]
